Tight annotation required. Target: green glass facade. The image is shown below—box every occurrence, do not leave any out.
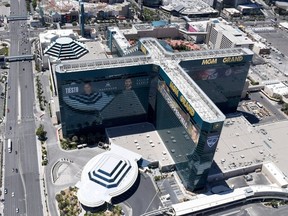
[155,68,223,190]
[56,64,158,138]
[180,57,252,114]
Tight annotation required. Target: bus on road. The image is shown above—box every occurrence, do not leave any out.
[7,139,12,153]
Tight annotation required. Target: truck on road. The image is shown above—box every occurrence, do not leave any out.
[7,138,12,153]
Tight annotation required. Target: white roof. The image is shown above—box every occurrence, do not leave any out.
[265,81,288,96]
[262,161,288,188]
[223,8,241,14]
[108,26,131,53]
[161,0,217,15]
[212,20,254,45]
[77,146,140,207]
[39,29,78,45]
[279,22,288,30]
[106,122,175,168]
[173,185,288,215]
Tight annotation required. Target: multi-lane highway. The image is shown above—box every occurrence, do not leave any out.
[3,0,43,215]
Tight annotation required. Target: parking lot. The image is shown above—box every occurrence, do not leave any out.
[259,28,288,57]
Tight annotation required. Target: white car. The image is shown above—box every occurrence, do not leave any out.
[16,208,19,213]
[12,192,14,197]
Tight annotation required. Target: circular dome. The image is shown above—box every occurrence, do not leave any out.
[77,151,139,207]
[44,37,89,60]
[56,37,73,44]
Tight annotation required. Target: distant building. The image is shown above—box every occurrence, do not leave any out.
[223,0,250,8]
[184,20,209,43]
[264,81,288,103]
[107,26,138,56]
[161,0,218,18]
[122,23,182,40]
[221,8,241,20]
[237,4,262,15]
[142,0,162,7]
[252,41,270,55]
[206,18,254,50]
[38,0,131,24]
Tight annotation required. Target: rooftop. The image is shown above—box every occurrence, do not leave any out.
[211,19,254,45]
[108,26,132,53]
[39,29,78,45]
[76,145,141,207]
[44,37,88,60]
[106,123,175,168]
[161,0,217,15]
[172,185,288,215]
[264,81,288,96]
[214,116,288,176]
[187,20,209,32]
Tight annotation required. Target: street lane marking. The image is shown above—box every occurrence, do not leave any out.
[17,77,21,123]
[222,210,241,216]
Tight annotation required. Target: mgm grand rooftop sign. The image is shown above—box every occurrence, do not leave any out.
[201,56,244,65]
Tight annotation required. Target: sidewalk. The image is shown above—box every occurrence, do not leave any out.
[33,55,51,216]
[0,134,5,216]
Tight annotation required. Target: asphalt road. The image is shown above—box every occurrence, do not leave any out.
[3,0,43,215]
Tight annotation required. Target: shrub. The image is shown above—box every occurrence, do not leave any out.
[55,194,62,202]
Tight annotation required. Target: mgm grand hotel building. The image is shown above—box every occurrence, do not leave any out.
[54,38,253,191]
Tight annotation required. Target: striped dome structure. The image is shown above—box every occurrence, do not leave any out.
[44,37,88,60]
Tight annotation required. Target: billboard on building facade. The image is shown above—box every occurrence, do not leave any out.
[158,82,200,145]
[62,76,150,112]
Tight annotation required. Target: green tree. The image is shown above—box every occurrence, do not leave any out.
[55,194,62,202]
[36,124,47,141]
[32,0,37,9]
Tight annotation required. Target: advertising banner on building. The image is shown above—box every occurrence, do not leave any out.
[159,67,203,127]
[62,76,150,112]
[158,82,200,145]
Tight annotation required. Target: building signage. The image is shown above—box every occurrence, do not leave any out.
[180,95,195,117]
[65,86,79,94]
[169,81,195,117]
[201,56,244,65]
[160,85,188,129]
[159,82,200,144]
[222,56,243,63]
[202,58,217,65]
[207,135,219,148]
[169,81,179,97]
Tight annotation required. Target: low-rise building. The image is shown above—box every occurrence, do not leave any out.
[161,0,218,18]
[252,41,270,55]
[264,81,288,103]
